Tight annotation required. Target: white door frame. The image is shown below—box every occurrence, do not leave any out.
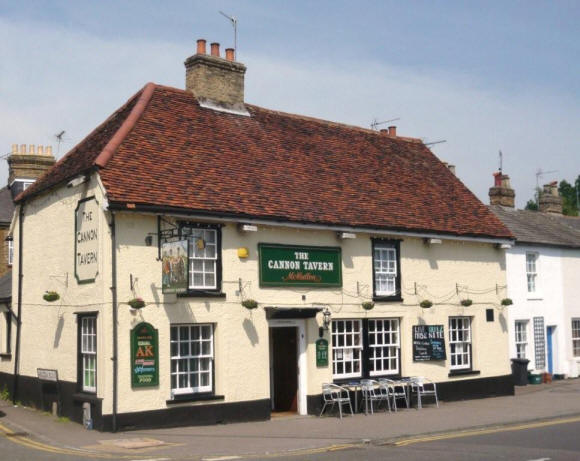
[268,319,307,415]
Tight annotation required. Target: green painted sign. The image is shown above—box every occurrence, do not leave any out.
[131,322,159,387]
[316,338,329,367]
[258,244,342,287]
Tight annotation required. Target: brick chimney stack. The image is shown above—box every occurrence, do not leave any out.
[489,171,515,208]
[8,144,56,185]
[538,181,563,214]
[184,38,247,112]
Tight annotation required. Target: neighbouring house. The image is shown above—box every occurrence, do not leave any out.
[0,145,55,363]
[489,173,580,378]
[0,39,515,431]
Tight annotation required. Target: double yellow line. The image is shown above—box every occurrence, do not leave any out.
[391,415,580,447]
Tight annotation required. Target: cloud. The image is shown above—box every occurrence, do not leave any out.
[1,17,578,207]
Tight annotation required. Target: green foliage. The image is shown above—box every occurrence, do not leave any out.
[0,385,10,401]
[559,179,579,216]
[525,199,538,211]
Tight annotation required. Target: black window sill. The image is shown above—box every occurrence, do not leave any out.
[177,291,226,298]
[166,393,225,405]
[448,369,481,377]
[373,295,404,303]
[72,392,102,403]
[0,353,12,360]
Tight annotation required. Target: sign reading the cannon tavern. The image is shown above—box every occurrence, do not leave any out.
[259,244,342,287]
[75,197,99,283]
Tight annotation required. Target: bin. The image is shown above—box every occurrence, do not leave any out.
[511,358,530,386]
[528,372,542,385]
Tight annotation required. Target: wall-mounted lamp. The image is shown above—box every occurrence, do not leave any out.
[424,238,442,245]
[497,243,512,249]
[322,307,332,330]
[337,232,356,239]
[237,247,249,258]
[145,235,153,246]
[238,223,258,232]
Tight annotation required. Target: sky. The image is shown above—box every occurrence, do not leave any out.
[1,0,578,208]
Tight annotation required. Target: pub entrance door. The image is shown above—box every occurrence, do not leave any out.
[270,326,298,412]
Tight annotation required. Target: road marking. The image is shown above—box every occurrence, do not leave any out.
[391,415,580,447]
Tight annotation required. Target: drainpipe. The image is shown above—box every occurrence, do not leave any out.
[12,203,24,405]
[110,212,118,432]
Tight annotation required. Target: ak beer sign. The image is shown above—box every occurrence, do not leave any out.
[131,322,159,387]
[259,244,342,287]
[75,197,99,283]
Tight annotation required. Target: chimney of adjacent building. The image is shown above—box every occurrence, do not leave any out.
[8,143,56,184]
[184,38,247,112]
[538,181,563,214]
[489,171,515,207]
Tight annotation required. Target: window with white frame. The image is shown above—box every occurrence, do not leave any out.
[368,319,400,376]
[373,242,398,297]
[80,316,97,393]
[181,227,218,290]
[526,252,538,293]
[7,239,13,266]
[331,319,362,379]
[515,320,528,359]
[170,324,213,395]
[449,317,471,370]
[572,319,580,358]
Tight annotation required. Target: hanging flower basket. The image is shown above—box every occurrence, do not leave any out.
[501,298,513,306]
[361,301,375,311]
[128,298,145,309]
[419,300,433,309]
[43,291,60,302]
[460,299,473,307]
[242,299,258,309]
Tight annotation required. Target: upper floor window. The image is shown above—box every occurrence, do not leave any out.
[526,252,538,293]
[372,240,401,300]
[515,320,528,359]
[180,225,221,292]
[449,316,471,370]
[572,319,580,358]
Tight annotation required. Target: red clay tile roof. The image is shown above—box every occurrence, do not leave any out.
[18,83,513,239]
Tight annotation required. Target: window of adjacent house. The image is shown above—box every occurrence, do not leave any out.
[372,240,401,299]
[79,316,97,393]
[181,227,218,290]
[526,252,538,293]
[515,320,528,359]
[449,317,471,370]
[368,319,400,376]
[0,311,11,354]
[572,319,580,358]
[170,324,213,395]
[7,239,13,266]
[332,319,362,379]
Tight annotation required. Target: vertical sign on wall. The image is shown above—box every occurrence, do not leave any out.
[316,338,329,367]
[75,197,99,283]
[533,316,546,370]
[161,240,189,294]
[131,322,159,387]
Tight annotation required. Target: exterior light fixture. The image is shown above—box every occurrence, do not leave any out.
[196,238,206,250]
[322,307,332,330]
[337,232,356,239]
[499,243,512,249]
[145,235,153,246]
[238,223,258,232]
[424,238,442,245]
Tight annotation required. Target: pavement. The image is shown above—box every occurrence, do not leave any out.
[1,379,580,460]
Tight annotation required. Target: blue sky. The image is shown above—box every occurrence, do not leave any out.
[1,1,578,207]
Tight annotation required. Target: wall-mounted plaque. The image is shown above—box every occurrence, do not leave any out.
[316,338,329,367]
[75,197,99,284]
[413,325,446,361]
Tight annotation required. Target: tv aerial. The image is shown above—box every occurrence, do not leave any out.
[370,117,400,131]
[219,11,238,59]
[54,130,67,154]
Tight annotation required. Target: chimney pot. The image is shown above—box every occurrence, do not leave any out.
[225,48,235,62]
[489,171,515,207]
[46,146,53,156]
[210,42,220,57]
[448,164,456,175]
[11,144,17,154]
[29,144,35,155]
[20,144,26,154]
[196,39,207,55]
[388,126,397,137]
[37,146,43,155]
[380,129,388,135]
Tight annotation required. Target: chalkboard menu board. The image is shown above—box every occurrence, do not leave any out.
[413,325,446,361]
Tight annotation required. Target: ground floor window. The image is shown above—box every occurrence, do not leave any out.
[331,318,400,380]
[170,324,214,395]
[449,317,471,370]
[79,316,97,393]
[515,320,528,359]
[572,319,580,357]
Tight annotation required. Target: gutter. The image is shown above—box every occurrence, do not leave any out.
[12,203,24,404]
[110,212,118,432]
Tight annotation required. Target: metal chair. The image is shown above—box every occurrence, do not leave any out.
[410,377,439,409]
[379,378,409,411]
[320,383,354,418]
[360,379,390,414]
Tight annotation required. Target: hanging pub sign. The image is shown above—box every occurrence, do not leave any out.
[316,338,329,367]
[259,244,342,287]
[161,240,188,294]
[413,325,446,361]
[131,322,159,387]
[75,197,99,284]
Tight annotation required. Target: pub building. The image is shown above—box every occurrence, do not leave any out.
[0,40,515,431]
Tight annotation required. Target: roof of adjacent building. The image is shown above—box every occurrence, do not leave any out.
[490,205,580,248]
[0,187,15,225]
[18,83,513,240]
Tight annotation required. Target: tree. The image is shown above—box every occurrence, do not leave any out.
[524,175,579,215]
[525,200,538,211]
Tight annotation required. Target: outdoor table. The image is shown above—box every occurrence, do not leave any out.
[345,381,362,414]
